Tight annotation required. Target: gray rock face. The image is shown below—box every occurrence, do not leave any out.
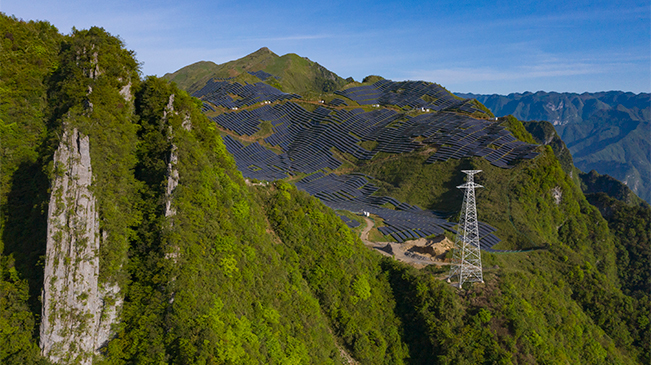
[41,127,100,364]
[162,94,193,266]
[40,127,122,364]
[164,94,179,219]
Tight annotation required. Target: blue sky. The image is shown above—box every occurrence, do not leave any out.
[2,0,649,94]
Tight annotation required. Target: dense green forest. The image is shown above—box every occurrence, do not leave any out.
[0,13,649,365]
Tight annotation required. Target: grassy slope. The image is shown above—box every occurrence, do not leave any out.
[163,47,347,96]
[161,60,222,94]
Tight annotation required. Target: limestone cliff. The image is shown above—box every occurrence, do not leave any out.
[163,93,192,262]
[164,94,179,219]
[40,127,100,364]
[40,29,137,363]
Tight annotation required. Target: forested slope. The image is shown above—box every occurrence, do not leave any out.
[0,13,648,365]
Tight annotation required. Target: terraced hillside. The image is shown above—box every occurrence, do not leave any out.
[192,76,539,251]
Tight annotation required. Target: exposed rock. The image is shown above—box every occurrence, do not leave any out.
[95,281,122,349]
[165,143,179,219]
[164,94,179,219]
[163,94,182,262]
[85,85,94,112]
[41,127,100,365]
[88,50,101,79]
[41,126,125,363]
[552,186,562,205]
[182,112,192,131]
[94,232,122,350]
[119,79,132,102]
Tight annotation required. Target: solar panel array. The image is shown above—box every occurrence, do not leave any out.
[293,172,502,250]
[221,135,292,181]
[193,79,300,109]
[335,79,483,114]
[211,102,538,169]
[329,98,348,106]
[247,70,276,81]
[198,79,541,251]
[336,213,361,228]
[201,102,215,113]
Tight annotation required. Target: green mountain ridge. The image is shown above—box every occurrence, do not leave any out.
[163,47,348,96]
[1,14,649,365]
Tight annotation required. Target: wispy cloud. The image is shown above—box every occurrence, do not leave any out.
[246,34,333,42]
[405,59,617,85]
[467,4,650,31]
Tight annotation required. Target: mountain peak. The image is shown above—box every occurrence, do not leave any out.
[250,46,277,57]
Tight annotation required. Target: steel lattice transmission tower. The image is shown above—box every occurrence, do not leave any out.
[448,170,484,287]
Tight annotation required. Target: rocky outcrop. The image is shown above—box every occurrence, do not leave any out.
[41,127,101,364]
[40,37,134,362]
[164,94,179,219]
[163,94,193,220]
[163,94,193,264]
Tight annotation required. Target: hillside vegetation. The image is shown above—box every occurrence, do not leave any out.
[0,13,649,365]
[163,47,348,96]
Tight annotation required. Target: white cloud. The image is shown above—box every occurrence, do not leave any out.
[407,63,603,85]
[245,34,333,42]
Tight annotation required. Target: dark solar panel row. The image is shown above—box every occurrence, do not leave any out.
[293,173,464,243]
[326,199,457,244]
[336,213,361,228]
[201,102,215,113]
[215,98,538,178]
[329,98,348,106]
[334,84,383,105]
[247,70,276,81]
[221,135,292,181]
[334,79,485,114]
[193,79,301,109]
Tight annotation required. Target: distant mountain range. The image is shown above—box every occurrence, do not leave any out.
[456,91,650,126]
[458,91,651,203]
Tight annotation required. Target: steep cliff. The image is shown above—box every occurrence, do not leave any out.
[37,26,140,363]
[40,127,100,363]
